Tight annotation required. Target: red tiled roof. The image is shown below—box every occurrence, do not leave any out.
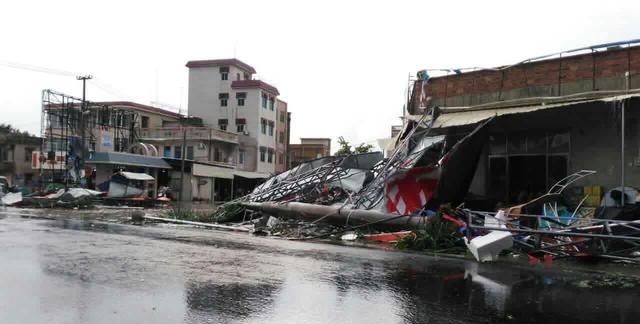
[231,80,280,96]
[185,58,257,74]
[96,101,182,119]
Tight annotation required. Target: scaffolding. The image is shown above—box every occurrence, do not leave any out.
[40,89,139,186]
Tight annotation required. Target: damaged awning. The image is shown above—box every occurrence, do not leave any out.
[119,171,155,181]
[192,163,235,179]
[406,93,640,129]
[88,152,171,169]
[234,170,271,179]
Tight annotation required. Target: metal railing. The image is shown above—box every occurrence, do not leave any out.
[138,127,239,144]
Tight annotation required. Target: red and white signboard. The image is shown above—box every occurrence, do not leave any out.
[31,151,66,170]
[384,166,440,215]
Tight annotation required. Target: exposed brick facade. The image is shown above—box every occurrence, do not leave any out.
[409,45,640,113]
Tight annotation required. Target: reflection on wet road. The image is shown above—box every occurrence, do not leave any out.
[0,216,638,324]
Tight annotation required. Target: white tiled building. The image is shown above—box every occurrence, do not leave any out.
[186,59,282,174]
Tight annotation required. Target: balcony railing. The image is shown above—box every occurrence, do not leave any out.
[138,127,239,144]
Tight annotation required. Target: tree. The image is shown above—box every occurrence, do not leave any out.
[335,137,352,156]
[354,142,374,154]
[335,136,374,156]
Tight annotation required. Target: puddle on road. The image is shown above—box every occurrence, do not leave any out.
[4,216,639,324]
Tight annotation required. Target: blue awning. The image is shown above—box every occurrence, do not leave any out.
[87,152,171,169]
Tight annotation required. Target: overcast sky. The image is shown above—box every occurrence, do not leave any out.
[1,0,639,149]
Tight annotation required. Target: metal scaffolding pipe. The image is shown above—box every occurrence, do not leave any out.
[241,202,426,228]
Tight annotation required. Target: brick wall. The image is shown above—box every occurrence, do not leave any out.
[410,45,640,113]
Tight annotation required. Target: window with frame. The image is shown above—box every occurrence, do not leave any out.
[24,147,34,162]
[236,73,241,80]
[235,118,246,133]
[214,148,221,161]
[238,149,245,164]
[279,111,285,122]
[218,118,228,131]
[220,67,229,80]
[278,153,284,165]
[259,147,266,162]
[174,145,182,159]
[262,93,268,108]
[268,121,274,136]
[219,93,229,107]
[141,116,149,128]
[186,146,194,160]
[267,149,274,163]
[488,131,570,204]
[268,97,275,111]
[163,146,171,158]
[279,131,284,144]
[236,92,246,106]
[261,119,267,134]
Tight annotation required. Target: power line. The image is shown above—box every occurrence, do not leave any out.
[0,59,138,101]
[0,60,79,77]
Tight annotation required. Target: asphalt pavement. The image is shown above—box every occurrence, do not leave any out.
[0,214,639,324]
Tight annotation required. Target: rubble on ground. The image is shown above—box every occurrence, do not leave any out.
[208,107,640,264]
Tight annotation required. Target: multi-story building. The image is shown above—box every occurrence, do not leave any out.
[186,58,282,175]
[0,128,40,187]
[289,138,331,167]
[275,99,289,173]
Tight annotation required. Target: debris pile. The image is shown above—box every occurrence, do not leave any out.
[211,107,640,264]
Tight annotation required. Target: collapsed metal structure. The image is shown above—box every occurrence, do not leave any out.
[240,152,384,205]
[230,104,640,263]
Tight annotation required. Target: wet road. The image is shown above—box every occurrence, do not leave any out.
[0,215,639,324]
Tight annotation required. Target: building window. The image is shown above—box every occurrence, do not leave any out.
[163,146,171,158]
[220,67,229,80]
[267,148,274,163]
[259,147,266,162]
[25,147,34,162]
[214,148,221,161]
[261,119,267,134]
[236,124,245,133]
[236,73,241,80]
[268,121,274,136]
[219,93,229,107]
[268,97,275,111]
[238,149,245,164]
[187,146,194,160]
[236,92,246,106]
[278,153,284,165]
[174,145,182,159]
[279,111,285,123]
[279,131,284,144]
[218,119,228,131]
[262,93,268,108]
[141,116,149,128]
[244,73,250,80]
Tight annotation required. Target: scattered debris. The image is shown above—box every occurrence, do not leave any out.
[1,192,22,206]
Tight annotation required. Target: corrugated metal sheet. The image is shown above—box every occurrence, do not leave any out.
[407,94,638,129]
[234,170,271,179]
[88,152,171,169]
[119,171,155,181]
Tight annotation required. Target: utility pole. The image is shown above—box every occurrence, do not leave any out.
[179,124,187,204]
[77,75,92,184]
